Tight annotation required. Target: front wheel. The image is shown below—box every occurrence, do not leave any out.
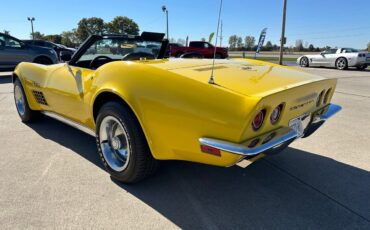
[300,57,309,67]
[336,57,348,70]
[96,102,158,183]
[14,79,39,122]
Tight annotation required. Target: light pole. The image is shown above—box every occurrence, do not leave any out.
[279,0,287,65]
[27,17,35,39]
[162,5,169,39]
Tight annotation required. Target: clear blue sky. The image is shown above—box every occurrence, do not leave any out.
[1,0,369,48]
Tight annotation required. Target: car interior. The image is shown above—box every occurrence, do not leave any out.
[70,37,163,70]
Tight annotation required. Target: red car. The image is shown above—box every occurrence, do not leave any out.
[170,41,228,59]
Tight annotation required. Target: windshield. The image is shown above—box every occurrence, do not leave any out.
[79,37,162,62]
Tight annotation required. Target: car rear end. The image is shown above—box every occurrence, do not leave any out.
[198,69,340,165]
[148,59,341,166]
[352,52,370,67]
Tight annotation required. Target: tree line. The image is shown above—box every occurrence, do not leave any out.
[228,35,325,52]
[228,35,370,52]
[25,16,139,48]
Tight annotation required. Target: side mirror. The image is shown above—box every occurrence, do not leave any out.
[60,51,72,62]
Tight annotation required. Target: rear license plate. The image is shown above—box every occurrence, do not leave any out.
[289,113,311,137]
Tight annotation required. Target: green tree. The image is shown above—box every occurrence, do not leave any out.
[265,41,273,51]
[105,16,139,35]
[237,37,243,48]
[295,39,304,51]
[201,38,206,42]
[244,36,255,50]
[61,29,79,47]
[31,31,44,40]
[228,35,238,49]
[208,32,215,43]
[308,44,315,52]
[3,30,10,35]
[367,42,370,52]
[76,17,105,41]
[44,34,62,44]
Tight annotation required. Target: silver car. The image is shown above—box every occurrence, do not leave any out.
[0,33,58,69]
[297,48,370,70]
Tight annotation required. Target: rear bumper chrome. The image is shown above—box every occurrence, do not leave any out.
[200,127,298,157]
[199,103,341,157]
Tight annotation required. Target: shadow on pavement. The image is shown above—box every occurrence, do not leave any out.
[27,116,370,229]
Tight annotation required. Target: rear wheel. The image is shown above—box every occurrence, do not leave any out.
[336,57,348,70]
[215,53,223,59]
[176,52,184,58]
[33,56,53,65]
[14,79,39,122]
[96,102,158,183]
[356,64,368,71]
[300,57,309,67]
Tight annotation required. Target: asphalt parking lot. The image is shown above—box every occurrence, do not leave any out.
[0,67,370,229]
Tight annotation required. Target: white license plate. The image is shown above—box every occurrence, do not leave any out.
[289,113,311,137]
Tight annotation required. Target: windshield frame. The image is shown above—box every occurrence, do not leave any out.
[68,32,168,67]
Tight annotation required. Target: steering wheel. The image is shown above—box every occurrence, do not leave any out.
[90,56,113,69]
[122,52,156,61]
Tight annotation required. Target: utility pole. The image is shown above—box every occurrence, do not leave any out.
[279,0,287,65]
[220,20,223,47]
[162,6,169,39]
[27,17,35,39]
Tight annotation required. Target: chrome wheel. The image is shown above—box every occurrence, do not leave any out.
[14,84,25,116]
[99,116,131,172]
[336,58,347,70]
[300,57,308,67]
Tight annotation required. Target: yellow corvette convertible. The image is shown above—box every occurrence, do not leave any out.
[13,32,341,183]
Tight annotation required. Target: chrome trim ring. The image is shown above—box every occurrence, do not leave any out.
[99,116,131,172]
[199,127,298,157]
[41,111,95,136]
[337,59,346,69]
[14,84,26,116]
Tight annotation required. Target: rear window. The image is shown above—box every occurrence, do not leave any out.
[341,48,358,53]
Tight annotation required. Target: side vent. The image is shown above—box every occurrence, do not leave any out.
[32,90,48,106]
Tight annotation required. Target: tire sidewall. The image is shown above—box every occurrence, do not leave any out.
[95,102,142,181]
[300,57,309,67]
[14,79,32,122]
[336,57,348,70]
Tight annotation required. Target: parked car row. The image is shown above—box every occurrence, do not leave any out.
[23,39,76,60]
[0,33,76,69]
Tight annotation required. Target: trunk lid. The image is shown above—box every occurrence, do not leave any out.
[148,59,326,97]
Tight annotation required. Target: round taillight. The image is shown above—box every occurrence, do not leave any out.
[270,104,283,124]
[248,138,260,148]
[323,88,331,104]
[316,90,325,107]
[252,110,265,131]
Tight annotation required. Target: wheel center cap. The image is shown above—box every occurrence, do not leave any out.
[111,137,121,150]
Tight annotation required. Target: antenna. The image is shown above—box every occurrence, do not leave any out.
[220,20,223,47]
[208,0,223,84]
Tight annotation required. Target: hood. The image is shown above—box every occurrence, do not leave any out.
[148,58,325,97]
